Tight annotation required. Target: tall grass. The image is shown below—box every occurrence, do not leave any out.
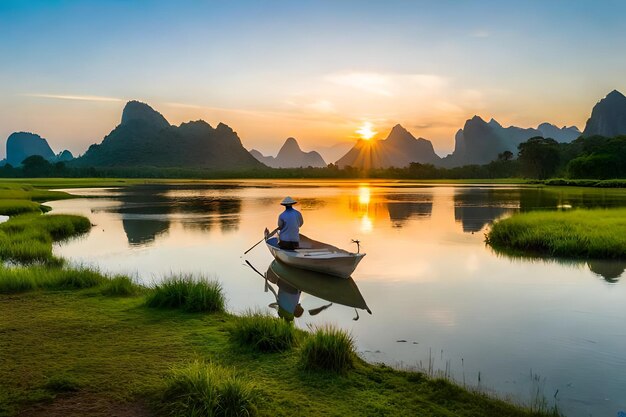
[146,276,226,313]
[230,310,299,352]
[0,266,106,294]
[486,208,626,258]
[162,360,257,417]
[301,324,356,374]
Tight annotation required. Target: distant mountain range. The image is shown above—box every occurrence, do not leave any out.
[440,117,581,167]
[72,101,262,169]
[2,132,73,166]
[250,137,326,168]
[3,90,626,171]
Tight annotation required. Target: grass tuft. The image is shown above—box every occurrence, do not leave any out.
[230,310,299,352]
[301,324,356,374]
[146,276,225,313]
[44,374,81,393]
[0,200,43,216]
[101,275,141,297]
[486,208,626,259]
[162,360,257,417]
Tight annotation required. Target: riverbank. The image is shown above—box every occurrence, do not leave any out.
[0,180,562,416]
[486,208,626,259]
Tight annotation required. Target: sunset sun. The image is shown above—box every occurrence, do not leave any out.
[356,122,377,140]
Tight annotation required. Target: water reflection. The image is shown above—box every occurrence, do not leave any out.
[248,260,371,321]
[454,189,517,232]
[587,260,626,283]
[122,218,170,246]
[97,185,243,245]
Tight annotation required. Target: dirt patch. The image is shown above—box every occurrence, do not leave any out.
[17,392,152,417]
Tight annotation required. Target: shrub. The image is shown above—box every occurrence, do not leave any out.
[162,361,257,417]
[301,325,356,374]
[230,310,298,352]
[146,276,225,313]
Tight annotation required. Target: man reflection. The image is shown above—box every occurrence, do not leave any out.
[266,269,331,321]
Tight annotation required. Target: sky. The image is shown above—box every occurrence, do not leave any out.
[1,0,626,159]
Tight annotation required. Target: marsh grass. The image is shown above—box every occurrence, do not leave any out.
[100,275,141,296]
[0,214,91,264]
[162,360,257,417]
[146,276,225,313]
[301,324,356,374]
[486,208,626,259]
[0,199,43,216]
[230,310,299,352]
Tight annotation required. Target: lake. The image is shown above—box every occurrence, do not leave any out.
[47,181,626,417]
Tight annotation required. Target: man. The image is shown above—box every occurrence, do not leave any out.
[277,196,303,250]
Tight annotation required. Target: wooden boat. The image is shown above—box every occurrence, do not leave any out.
[265,233,365,278]
[266,260,371,313]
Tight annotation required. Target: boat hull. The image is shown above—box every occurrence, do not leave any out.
[265,235,365,278]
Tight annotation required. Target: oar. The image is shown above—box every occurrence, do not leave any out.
[244,227,278,255]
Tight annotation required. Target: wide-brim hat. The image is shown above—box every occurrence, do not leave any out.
[280,196,297,205]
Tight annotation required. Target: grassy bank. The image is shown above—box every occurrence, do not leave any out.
[0,279,559,417]
[486,208,626,258]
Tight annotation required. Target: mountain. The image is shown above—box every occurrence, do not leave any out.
[537,123,580,143]
[250,137,326,168]
[5,132,56,166]
[335,124,441,169]
[582,90,626,137]
[442,117,580,166]
[55,150,74,162]
[73,101,263,169]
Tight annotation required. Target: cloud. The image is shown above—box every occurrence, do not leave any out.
[327,72,394,96]
[21,93,123,102]
[470,29,490,38]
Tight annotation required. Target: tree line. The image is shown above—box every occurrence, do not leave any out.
[1,134,625,180]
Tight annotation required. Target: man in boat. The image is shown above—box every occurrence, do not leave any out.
[277,196,303,250]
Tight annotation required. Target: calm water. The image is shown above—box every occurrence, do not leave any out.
[47,181,626,417]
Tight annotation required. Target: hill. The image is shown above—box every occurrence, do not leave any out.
[335,124,441,169]
[250,137,326,168]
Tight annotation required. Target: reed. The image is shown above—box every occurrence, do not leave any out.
[146,276,225,313]
[0,199,43,216]
[300,324,356,373]
[230,309,299,352]
[486,208,626,259]
[162,360,257,417]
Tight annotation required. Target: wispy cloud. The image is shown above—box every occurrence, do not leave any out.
[470,29,490,38]
[21,93,123,102]
[327,72,393,96]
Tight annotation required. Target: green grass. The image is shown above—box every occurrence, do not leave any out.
[162,360,258,417]
[230,310,300,352]
[146,276,226,313]
[486,208,626,258]
[300,324,357,374]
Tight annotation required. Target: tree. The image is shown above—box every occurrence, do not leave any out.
[497,150,514,161]
[517,137,560,179]
[21,155,52,177]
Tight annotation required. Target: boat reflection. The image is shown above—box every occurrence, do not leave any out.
[247,260,371,321]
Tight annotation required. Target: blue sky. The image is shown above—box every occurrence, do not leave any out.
[1,0,625,158]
